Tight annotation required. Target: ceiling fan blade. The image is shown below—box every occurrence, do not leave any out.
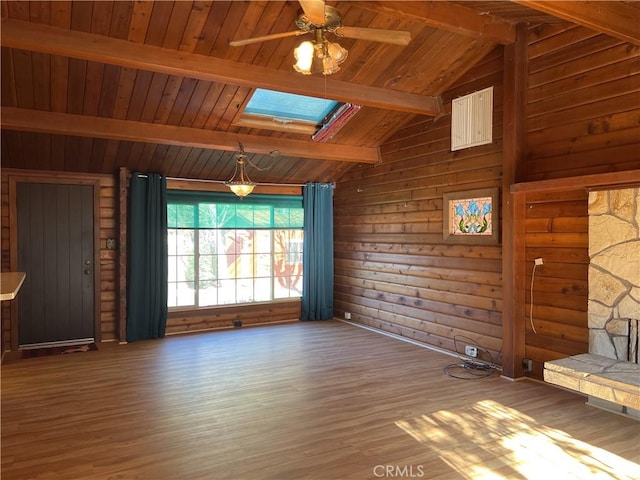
[335,26,411,46]
[229,30,308,47]
[298,0,326,26]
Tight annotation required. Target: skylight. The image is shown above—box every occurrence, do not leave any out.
[245,89,339,124]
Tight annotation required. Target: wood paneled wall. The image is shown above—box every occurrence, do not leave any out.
[523,189,589,377]
[520,27,640,377]
[1,169,119,351]
[167,301,300,335]
[333,48,504,366]
[526,24,640,180]
[1,175,12,349]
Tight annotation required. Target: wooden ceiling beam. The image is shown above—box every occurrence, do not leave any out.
[512,1,640,45]
[0,18,442,116]
[355,1,516,45]
[0,108,380,164]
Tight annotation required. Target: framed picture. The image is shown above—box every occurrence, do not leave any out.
[443,187,499,245]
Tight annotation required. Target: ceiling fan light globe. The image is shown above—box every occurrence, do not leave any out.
[322,55,341,75]
[327,42,348,64]
[294,63,313,75]
[294,40,314,74]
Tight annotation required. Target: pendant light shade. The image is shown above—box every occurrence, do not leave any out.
[228,182,255,198]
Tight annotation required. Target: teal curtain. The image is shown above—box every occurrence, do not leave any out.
[300,182,334,321]
[127,173,168,342]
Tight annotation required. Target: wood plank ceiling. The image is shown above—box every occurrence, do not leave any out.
[1,1,637,185]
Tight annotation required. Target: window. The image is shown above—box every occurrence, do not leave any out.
[167,191,304,308]
[245,89,339,123]
[233,88,341,135]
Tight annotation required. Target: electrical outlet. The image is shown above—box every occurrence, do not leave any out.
[534,257,544,266]
[465,345,478,357]
[344,312,351,320]
[522,358,533,372]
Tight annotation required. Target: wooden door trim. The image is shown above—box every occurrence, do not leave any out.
[8,175,102,349]
[118,167,129,343]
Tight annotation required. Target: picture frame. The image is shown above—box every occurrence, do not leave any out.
[443,187,499,245]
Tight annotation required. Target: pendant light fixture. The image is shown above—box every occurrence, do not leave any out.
[225,146,256,198]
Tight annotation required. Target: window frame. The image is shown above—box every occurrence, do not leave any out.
[166,190,304,311]
[231,88,341,135]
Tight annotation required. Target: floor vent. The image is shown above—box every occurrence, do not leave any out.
[451,86,493,151]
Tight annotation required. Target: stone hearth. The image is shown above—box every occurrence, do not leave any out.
[545,354,639,411]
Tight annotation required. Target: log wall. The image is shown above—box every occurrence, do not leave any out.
[333,48,505,365]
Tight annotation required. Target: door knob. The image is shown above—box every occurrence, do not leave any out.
[84,269,91,275]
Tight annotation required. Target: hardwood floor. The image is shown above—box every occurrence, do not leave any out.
[2,320,639,479]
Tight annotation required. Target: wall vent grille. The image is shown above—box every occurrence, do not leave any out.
[451,86,493,151]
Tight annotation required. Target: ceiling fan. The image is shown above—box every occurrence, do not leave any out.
[229,0,411,75]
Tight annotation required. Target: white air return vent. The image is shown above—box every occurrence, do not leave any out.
[451,86,493,151]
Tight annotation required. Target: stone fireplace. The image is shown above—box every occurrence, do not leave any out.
[588,188,640,364]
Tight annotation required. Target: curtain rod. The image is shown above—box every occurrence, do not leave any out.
[166,177,306,188]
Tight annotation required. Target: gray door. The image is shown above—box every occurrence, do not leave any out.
[17,183,95,347]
